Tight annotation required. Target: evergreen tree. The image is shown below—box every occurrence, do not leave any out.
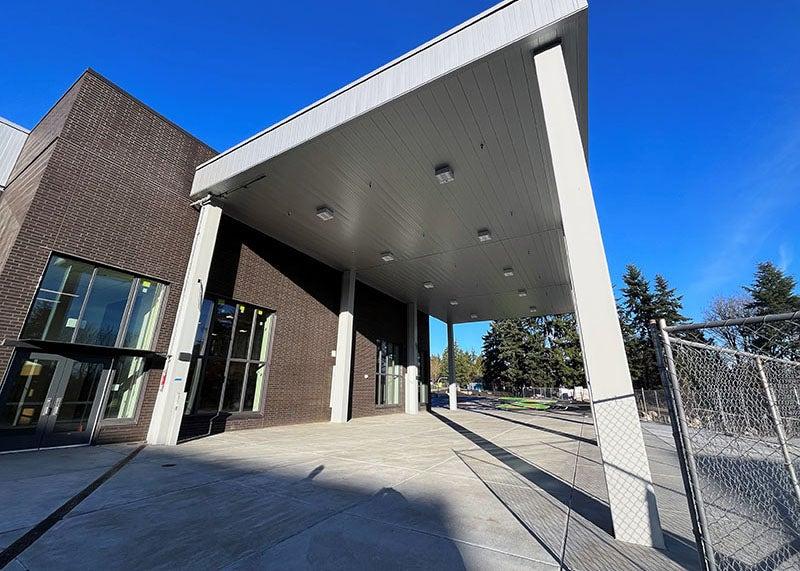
[743,261,800,358]
[744,261,800,315]
[619,265,659,388]
[652,274,689,325]
[481,319,529,392]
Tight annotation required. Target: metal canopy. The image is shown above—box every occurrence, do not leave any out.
[191,0,588,324]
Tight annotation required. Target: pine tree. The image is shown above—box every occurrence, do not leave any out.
[620,265,655,337]
[481,320,529,392]
[744,261,800,315]
[652,274,688,325]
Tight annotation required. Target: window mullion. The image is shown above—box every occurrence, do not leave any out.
[216,307,239,413]
[115,278,139,348]
[71,267,98,343]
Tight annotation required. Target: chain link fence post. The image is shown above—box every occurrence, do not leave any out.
[651,319,718,571]
[756,356,800,506]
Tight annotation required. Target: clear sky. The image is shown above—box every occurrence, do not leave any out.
[2,1,798,354]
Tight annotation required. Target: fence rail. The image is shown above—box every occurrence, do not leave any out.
[652,312,800,571]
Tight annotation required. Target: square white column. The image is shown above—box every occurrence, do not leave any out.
[405,302,419,414]
[147,198,222,446]
[447,321,457,410]
[330,270,356,423]
[534,44,664,547]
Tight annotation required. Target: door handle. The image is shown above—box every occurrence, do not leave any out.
[43,397,52,416]
[52,397,62,417]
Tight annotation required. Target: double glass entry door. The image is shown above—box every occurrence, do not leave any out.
[0,353,111,452]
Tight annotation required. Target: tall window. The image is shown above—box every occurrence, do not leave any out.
[103,356,146,421]
[184,298,275,415]
[22,255,166,349]
[376,340,403,405]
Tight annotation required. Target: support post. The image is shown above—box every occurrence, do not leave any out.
[447,321,457,410]
[534,44,663,547]
[147,198,222,445]
[330,270,356,423]
[405,302,419,414]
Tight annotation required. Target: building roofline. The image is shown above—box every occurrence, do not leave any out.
[194,0,587,177]
[0,116,29,134]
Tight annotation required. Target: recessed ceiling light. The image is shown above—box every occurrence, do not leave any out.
[423,281,435,289]
[315,206,334,221]
[517,289,528,297]
[503,267,514,277]
[477,229,492,242]
[449,299,459,306]
[380,251,395,262]
[434,164,454,184]
[469,313,478,319]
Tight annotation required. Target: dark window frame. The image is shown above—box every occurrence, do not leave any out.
[19,252,169,352]
[375,339,404,407]
[184,297,276,417]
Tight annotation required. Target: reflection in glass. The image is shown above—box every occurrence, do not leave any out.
[376,340,403,405]
[0,358,60,429]
[243,363,266,412]
[230,306,253,359]
[21,257,93,342]
[104,357,145,420]
[52,360,104,433]
[122,281,165,349]
[183,298,274,416]
[195,359,226,414]
[221,362,246,412]
[207,302,235,357]
[74,268,133,346]
[250,311,273,361]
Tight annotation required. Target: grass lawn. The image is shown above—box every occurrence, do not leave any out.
[497,397,554,411]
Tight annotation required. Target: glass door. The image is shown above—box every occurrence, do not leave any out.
[0,352,111,452]
[0,353,65,452]
[39,357,111,448]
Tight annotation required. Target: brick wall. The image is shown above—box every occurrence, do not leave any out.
[198,215,341,432]
[351,282,408,418]
[0,70,215,444]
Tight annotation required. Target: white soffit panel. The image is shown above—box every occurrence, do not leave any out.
[192,0,587,198]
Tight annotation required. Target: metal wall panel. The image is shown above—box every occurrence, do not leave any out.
[0,117,28,191]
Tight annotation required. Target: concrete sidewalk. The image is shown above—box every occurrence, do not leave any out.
[0,403,698,570]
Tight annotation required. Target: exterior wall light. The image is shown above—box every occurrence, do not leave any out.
[449,299,459,306]
[423,281,435,289]
[503,267,514,277]
[529,305,537,313]
[469,313,478,319]
[316,206,334,221]
[477,229,492,242]
[517,289,527,297]
[434,164,454,184]
[380,251,395,262]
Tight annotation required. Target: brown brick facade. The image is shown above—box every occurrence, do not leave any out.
[0,70,430,447]
[0,71,215,444]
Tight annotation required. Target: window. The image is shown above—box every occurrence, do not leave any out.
[184,298,275,416]
[376,340,403,405]
[103,356,146,420]
[22,255,166,349]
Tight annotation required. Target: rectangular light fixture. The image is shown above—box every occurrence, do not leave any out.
[477,229,492,242]
[529,305,537,313]
[380,251,395,262]
[517,289,527,297]
[469,313,478,319]
[503,267,514,277]
[315,206,334,221]
[449,299,459,306]
[434,164,454,184]
[423,281,434,289]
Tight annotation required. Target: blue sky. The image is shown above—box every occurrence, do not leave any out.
[2,1,798,354]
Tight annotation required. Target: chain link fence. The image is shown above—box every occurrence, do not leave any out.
[652,312,800,571]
